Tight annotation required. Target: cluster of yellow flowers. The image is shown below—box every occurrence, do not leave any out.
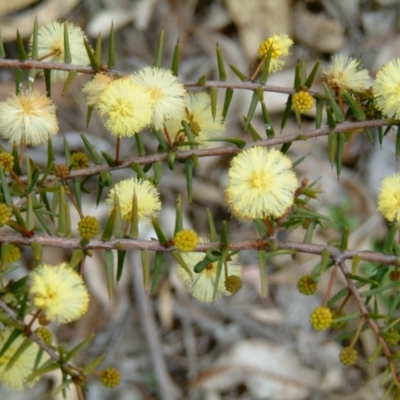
[2,22,400,392]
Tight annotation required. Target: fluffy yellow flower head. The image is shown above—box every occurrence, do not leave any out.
[0,91,59,146]
[98,78,153,137]
[373,58,400,119]
[322,54,370,93]
[82,73,113,107]
[31,21,90,81]
[257,34,293,73]
[0,328,48,391]
[225,146,298,220]
[30,263,89,324]
[130,66,186,130]
[106,178,161,223]
[176,239,242,302]
[377,173,400,224]
[164,92,225,148]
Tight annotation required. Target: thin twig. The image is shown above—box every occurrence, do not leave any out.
[0,299,81,379]
[129,252,181,399]
[0,59,306,95]
[7,118,392,186]
[0,233,398,266]
[336,259,400,385]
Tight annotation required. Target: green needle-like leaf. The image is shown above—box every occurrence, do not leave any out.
[216,44,227,81]
[63,22,72,63]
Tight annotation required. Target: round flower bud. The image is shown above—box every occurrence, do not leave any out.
[174,229,199,252]
[4,244,21,264]
[297,275,317,296]
[339,346,358,366]
[0,152,14,171]
[310,306,332,331]
[293,91,314,113]
[225,275,242,294]
[55,164,70,180]
[383,327,400,346]
[38,313,50,326]
[71,151,89,169]
[100,367,121,388]
[36,326,53,345]
[0,203,12,226]
[77,216,100,240]
[330,309,347,330]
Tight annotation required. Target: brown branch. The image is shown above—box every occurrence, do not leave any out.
[9,118,392,186]
[0,233,398,266]
[0,59,299,94]
[336,260,399,384]
[0,299,81,379]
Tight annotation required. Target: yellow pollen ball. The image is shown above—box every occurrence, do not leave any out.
[250,171,271,192]
[293,91,314,113]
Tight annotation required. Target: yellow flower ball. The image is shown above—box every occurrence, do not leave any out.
[377,173,400,224]
[0,91,59,146]
[257,34,293,73]
[322,54,369,93]
[106,178,161,224]
[225,146,298,220]
[30,263,89,324]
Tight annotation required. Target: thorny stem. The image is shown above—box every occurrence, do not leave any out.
[65,183,84,219]
[0,298,82,380]
[250,57,264,81]
[6,118,393,186]
[338,290,352,313]
[322,262,338,307]
[0,59,301,94]
[115,136,121,165]
[336,259,400,385]
[0,233,398,266]
[9,168,26,190]
[349,317,364,349]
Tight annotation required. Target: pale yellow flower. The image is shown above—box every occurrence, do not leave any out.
[0,328,46,391]
[176,239,241,302]
[373,58,400,119]
[82,73,113,107]
[225,146,298,220]
[106,178,161,223]
[0,91,59,146]
[130,66,186,130]
[98,78,153,137]
[30,263,89,324]
[164,92,225,148]
[258,34,293,73]
[31,21,90,81]
[377,173,400,224]
[322,54,370,93]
